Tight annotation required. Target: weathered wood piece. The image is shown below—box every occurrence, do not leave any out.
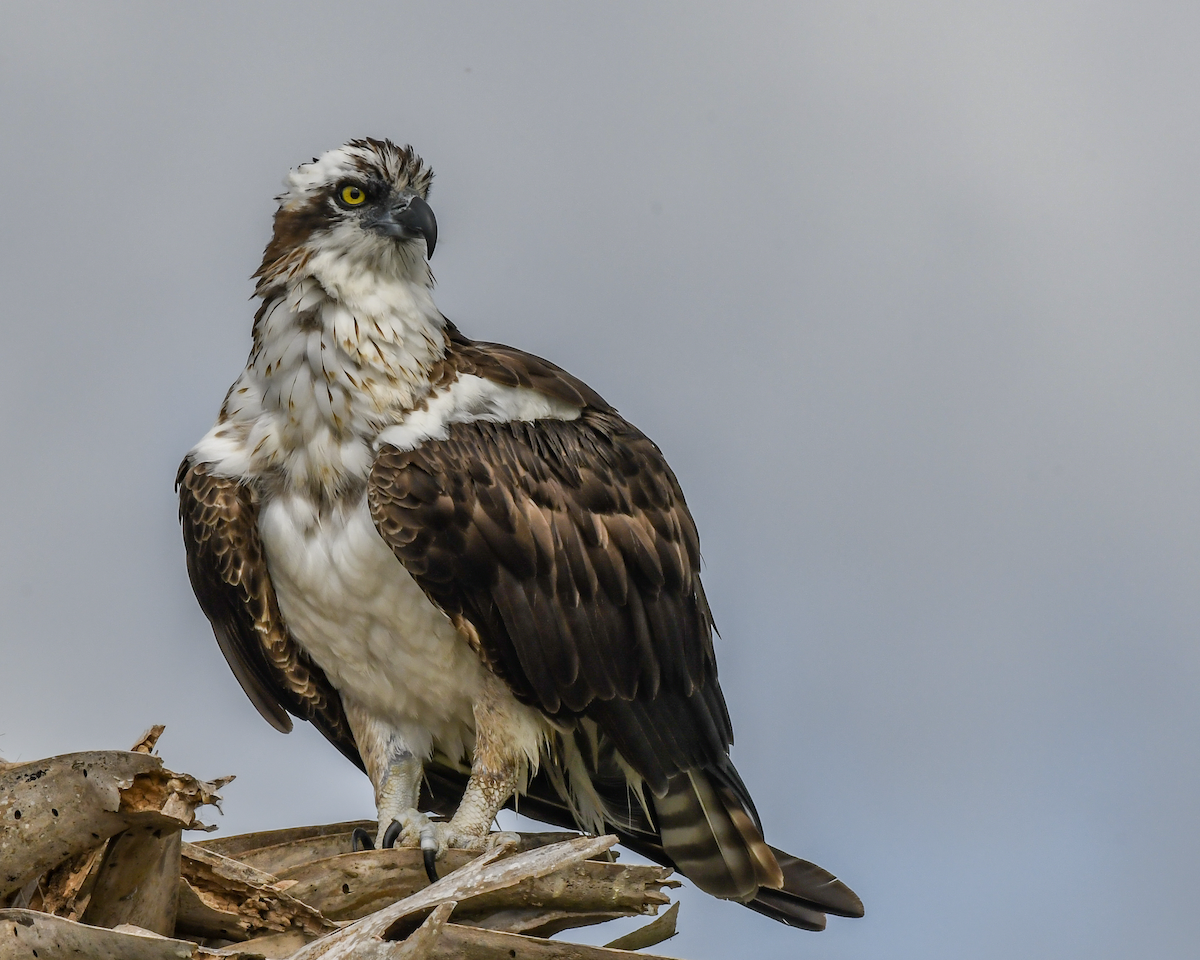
[0,908,197,960]
[82,826,181,934]
[455,858,675,938]
[19,728,197,925]
[79,727,222,933]
[289,834,614,960]
[196,823,587,877]
[273,849,477,921]
[175,841,335,944]
[0,752,226,900]
[335,905,682,960]
[462,857,673,918]
[391,921,682,960]
[195,820,375,866]
[311,900,455,960]
[603,900,680,951]
[257,843,672,935]
[0,909,289,960]
[205,929,313,958]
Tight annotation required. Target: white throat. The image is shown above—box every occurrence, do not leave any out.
[194,261,447,499]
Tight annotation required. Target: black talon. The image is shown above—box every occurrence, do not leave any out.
[382,819,403,849]
[423,847,439,884]
[351,827,374,852]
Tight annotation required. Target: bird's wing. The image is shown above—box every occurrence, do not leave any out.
[368,403,865,923]
[367,400,732,796]
[177,457,363,770]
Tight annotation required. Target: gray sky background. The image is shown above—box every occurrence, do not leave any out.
[2,3,1197,957]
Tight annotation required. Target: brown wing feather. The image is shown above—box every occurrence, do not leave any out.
[445,321,613,411]
[177,457,363,771]
[368,406,730,795]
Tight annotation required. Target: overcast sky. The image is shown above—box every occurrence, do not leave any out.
[2,3,1198,958]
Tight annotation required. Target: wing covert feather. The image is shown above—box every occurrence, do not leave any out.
[368,408,732,793]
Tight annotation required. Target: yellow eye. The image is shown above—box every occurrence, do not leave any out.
[340,185,366,205]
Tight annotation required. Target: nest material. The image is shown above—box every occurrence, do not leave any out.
[0,727,683,959]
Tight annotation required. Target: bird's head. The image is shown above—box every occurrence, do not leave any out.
[255,138,437,292]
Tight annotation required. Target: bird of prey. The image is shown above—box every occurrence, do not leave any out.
[178,138,862,931]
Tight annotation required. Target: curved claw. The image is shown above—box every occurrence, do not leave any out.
[382,819,403,850]
[351,827,375,852]
[420,820,440,883]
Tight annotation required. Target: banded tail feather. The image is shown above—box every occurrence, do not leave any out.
[418,755,863,931]
[656,768,782,900]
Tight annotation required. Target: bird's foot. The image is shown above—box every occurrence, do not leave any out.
[375,808,448,883]
[420,824,520,881]
[426,824,521,856]
[377,807,438,853]
[376,811,519,882]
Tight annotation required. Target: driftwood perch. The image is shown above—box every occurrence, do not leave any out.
[0,729,685,959]
[0,749,227,901]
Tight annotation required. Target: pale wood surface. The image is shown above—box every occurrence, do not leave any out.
[2,734,689,960]
[400,921,681,960]
[603,901,680,951]
[289,835,613,960]
[274,848,478,921]
[195,820,376,864]
[0,751,223,900]
[0,908,198,960]
[82,825,181,935]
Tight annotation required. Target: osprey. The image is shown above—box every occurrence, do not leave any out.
[178,138,862,931]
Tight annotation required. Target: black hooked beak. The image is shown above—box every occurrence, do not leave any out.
[365,193,438,259]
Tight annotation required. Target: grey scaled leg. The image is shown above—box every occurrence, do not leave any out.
[344,700,440,877]
[418,680,529,868]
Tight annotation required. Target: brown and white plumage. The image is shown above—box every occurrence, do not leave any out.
[178,138,862,930]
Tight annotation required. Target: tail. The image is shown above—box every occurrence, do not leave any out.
[419,755,863,932]
[653,759,864,931]
[655,762,783,899]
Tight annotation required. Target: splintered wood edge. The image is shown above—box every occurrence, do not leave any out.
[130,726,168,756]
[0,752,227,900]
[179,842,336,938]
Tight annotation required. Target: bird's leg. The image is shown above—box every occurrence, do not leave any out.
[373,747,437,853]
[425,684,526,859]
[343,699,436,853]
